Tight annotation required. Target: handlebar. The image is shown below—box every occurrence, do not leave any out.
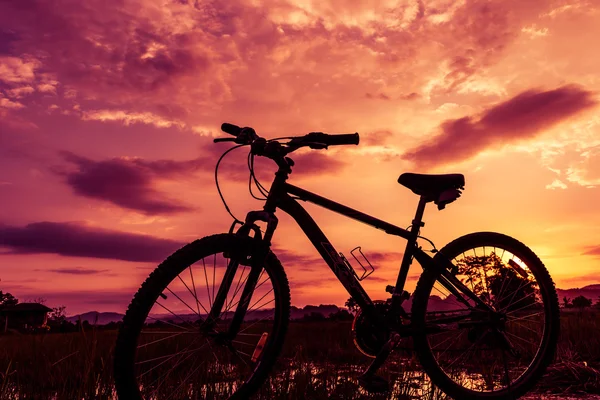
[221,123,242,136]
[298,132,359,146]
[215,122,359,170]
[219,122,359,147]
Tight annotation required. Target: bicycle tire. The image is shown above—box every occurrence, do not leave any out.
[113,233,291,400]
[411,232,560,400]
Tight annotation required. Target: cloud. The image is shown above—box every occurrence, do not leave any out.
[59,151,207,215]
[583,246,600,258]
[45,267,111,275]
[273,247,324,272]
[81,109,186,129]
[288,151,347,177]
[545,179,567,190]
[363,130,395,146]
[0,56,39,84]
[0,221,185,262]
[565,145,600,187]
[0,0,563,132]
[403,85,598,168]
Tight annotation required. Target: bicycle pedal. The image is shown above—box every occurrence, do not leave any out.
[358,373,390,393]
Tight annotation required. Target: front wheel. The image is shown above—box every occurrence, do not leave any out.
[412,232,560,399]
[114,233,291,400]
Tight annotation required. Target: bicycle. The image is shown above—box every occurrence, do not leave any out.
[114,123,560,400]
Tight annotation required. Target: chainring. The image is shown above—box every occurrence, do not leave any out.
[351,301,392,358]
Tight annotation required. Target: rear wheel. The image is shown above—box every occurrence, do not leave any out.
[412,232,559,399]
[114,234,291,400]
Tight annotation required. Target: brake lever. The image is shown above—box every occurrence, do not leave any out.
[213,138,237,143]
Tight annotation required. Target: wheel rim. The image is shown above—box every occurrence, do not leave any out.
[422,244,548,393]
[131,249,279,400]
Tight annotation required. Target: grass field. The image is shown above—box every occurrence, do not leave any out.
[1,310,599,399]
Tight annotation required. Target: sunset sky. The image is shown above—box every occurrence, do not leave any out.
[1,0,599,315]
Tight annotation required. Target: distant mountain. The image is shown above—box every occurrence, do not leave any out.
[66,284,600,325]
[67,311,124,325]
[557,284,600,302]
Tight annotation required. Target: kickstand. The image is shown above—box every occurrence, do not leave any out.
[358,333,401,393]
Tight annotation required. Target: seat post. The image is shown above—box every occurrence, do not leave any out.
[411,196,428,231]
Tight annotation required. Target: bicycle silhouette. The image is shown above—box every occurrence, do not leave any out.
[114,123,560,400]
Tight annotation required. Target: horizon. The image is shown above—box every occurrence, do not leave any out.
[22,282,600,317]
[2,0,600,315]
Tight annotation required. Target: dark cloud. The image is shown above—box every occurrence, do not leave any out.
[365,93,391,100]
[0,0,210,94]
[58,145,346,214]
[0,221,185,262]
[45,267,111,275]
[403,85,597,168]
[59,151,207,214]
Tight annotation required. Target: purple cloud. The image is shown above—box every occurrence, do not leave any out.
[0,221,185,262]
[45,267,110,275]
[59,151,209,215]
[404,85,597,168]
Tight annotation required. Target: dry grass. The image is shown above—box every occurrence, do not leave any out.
[0,311,599,399]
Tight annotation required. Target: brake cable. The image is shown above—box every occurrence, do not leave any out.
[215,144,247,224]
[217,136,309,223]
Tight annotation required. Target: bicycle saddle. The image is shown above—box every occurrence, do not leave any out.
[398,173,465,209]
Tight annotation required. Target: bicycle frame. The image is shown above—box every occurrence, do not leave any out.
[274,183,429,325]
[213,161,492,336]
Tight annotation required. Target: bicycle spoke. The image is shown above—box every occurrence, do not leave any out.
[150,338,209,393]
[508,311,544,322]
[165,357,209,400]
[500,291,537,314]
[510,320,540,335]
[177,273,210,316]
[154,301,196,327]
[213,253,217,305]
[124,244,283,400]
[496,280,534,311]
[226,272,269,313]
[136,336,205,371]
[137,332,185,349]
[202,257,212,309]
[188,265,202,316]
[225,266,249,315]
[165,287,201,317]
[145,314,193,331]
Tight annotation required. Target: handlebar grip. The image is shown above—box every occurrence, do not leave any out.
[221,123,242,136]
[306,132,360,146]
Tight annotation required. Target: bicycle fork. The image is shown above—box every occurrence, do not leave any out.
[205,211,277,340]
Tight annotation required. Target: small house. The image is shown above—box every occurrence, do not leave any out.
[0,303,53,332]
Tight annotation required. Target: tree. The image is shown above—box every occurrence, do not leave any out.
[0,291,18,307]
[572,295,592,309]
[563,296,572,309]
[345,297,359,314]
[48,305,67,324]
[456,253,538,312]
[29,297,47,305]
[328,309,354,321]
